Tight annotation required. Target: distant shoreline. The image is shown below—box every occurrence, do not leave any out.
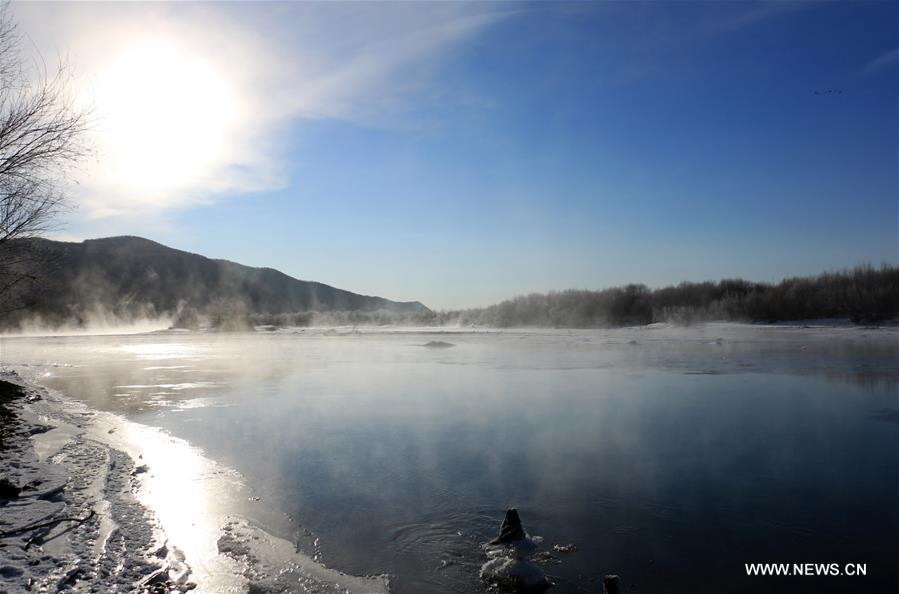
[1,317,897,339]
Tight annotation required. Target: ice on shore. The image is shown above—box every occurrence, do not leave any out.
[217,518,389,594]
[480,556,549,591]
[0,372,390,594]
[0,373,187,592]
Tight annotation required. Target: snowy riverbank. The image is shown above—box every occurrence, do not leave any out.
[0,372,390,593]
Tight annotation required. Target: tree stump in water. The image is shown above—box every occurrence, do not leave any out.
[490,508,527,544]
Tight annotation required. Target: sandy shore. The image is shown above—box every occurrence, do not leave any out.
[0,371,390,593]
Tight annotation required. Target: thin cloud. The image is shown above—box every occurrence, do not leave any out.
[703,1,812,34]
[9,2,509,221]
[861,47,899,75]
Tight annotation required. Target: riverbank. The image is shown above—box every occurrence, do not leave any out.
[0,372,390,593]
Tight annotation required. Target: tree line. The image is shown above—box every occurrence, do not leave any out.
[246,264,898,329]
[443,264,899,328]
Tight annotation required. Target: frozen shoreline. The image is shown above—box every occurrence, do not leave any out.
[0,372,390,593]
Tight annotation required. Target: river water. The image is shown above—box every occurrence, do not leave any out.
[2,324,897,593]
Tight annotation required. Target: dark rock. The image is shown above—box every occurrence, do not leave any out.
[422,341,455,348]
[0,478,22,498]
[28,424,54,435]
[603,574,620,594]
[0,379,23,403]
[491,508,526,544]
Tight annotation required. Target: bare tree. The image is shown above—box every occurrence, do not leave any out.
[0,4,90,313]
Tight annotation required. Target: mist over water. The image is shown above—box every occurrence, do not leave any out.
[2,325,897,593]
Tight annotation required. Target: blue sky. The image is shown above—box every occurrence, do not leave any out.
[16,1,899,309]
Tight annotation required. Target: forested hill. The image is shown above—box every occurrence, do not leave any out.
[0,236,429,329]
[448,265,899,328]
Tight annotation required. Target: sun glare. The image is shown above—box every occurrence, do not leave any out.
[92,40,240,200]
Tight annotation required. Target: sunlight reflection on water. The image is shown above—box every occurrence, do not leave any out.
[119,342,205,360]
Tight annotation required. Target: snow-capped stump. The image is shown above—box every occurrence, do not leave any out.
[481,508,552,591]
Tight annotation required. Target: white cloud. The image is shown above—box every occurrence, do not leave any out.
[9,2,506,220]
[861,47,899,75]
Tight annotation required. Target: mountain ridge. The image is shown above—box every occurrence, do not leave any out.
[0,235,429,330]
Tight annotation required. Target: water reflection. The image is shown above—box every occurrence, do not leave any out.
[1,326,897,593]
[109,420,247,594]
[119,342,202,360]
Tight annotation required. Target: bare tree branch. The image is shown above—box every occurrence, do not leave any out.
[0,3,90,314]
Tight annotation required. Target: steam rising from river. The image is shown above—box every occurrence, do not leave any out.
[3,325,898,593]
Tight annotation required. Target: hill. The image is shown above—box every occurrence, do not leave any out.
[0,236,429,330]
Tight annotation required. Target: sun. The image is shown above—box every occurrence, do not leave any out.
[92,39,241,202]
